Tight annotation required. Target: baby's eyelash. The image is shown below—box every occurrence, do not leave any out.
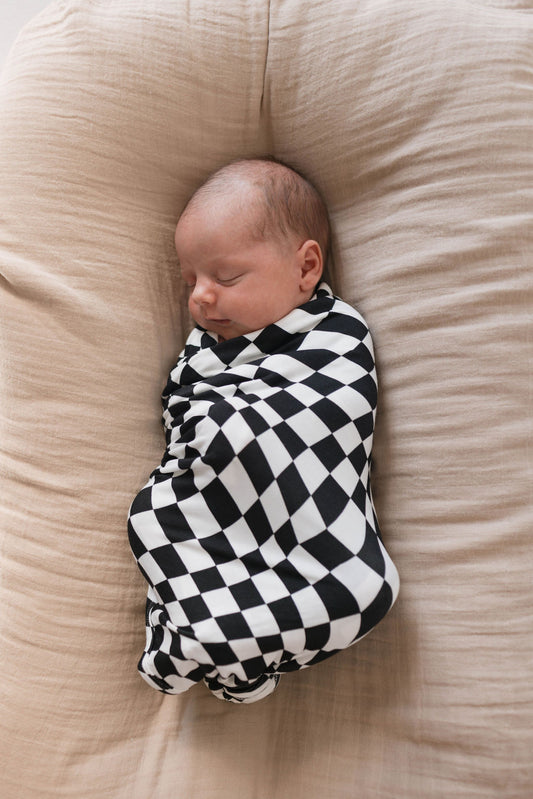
[217,274,243,285]
[179,273,243,290]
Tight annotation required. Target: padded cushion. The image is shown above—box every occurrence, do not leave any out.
[0,1,531,796]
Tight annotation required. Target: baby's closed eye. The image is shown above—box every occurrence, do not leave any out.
[216,274,243,285]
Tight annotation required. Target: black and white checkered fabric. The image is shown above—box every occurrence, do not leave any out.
[128,283,399,703]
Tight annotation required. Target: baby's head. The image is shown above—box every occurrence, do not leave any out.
[175,158,331,341]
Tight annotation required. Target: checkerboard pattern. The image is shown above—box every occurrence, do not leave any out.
[128,284,399,702]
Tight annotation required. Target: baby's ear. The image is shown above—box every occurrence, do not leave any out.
[299,240,323,290]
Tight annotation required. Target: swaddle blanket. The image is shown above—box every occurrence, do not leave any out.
[128,283,399,702]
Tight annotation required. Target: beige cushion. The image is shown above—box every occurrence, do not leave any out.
[0,0,531,796]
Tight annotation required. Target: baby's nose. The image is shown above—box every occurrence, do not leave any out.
[191,278,216,305]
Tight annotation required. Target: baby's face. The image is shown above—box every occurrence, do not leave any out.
[175,190,320,342]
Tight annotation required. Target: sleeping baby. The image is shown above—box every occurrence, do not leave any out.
[127,157,400,703]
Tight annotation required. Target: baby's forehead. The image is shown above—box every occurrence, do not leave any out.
[188,183,270,233]
[176,195,275,259]
[185,177,253,214]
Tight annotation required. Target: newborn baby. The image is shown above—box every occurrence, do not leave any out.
[127,158,400,703]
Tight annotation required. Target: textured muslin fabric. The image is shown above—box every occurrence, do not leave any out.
[0,1,531,798]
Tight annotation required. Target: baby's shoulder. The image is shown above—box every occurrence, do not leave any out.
[319,295,372,343]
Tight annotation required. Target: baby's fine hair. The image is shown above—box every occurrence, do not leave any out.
[182,157,331,267]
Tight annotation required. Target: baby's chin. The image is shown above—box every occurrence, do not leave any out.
[195,316,259,342]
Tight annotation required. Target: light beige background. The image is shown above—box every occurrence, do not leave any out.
[0,0,50,68]
[0,1,531,797]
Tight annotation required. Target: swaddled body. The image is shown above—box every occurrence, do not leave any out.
[128,284,399,702]
[129,157,399,702]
